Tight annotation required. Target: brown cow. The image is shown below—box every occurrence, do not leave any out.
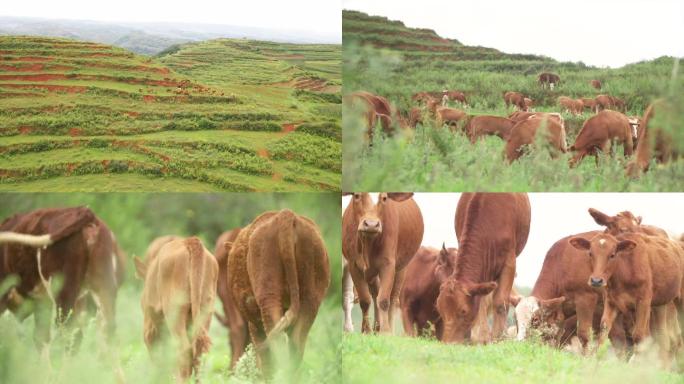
[0,207,119,346]
[435,107,467,130]
[213,228,246,369]
[590,80,602,90]
[569,232,684,364]
[342,193,424,334]
[581,97,597,112]
[524,98,534,110]
[136,237,218,381]
[345,91,395,138]
[558,96,584,115]
[446,90,468,107]
[594,94,625,113]
[466,115,516,142]
[400,245,457,339]
[505,116,567,162]
[227,209,329,375]
[626,101,678,177]
[508,111,537,123]
[569,110,633,167]
[538,72,561,89]
[436,193,531,343]
[588,208,668,238]
[504,91,527,111]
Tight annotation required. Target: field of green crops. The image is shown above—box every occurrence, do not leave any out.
[0,193,342,383]
[342,10,684,192]
[0,36,341,191]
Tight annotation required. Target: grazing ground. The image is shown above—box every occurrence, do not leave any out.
[342,10,684,191]
[0,36,341,191]
[0,193,342,383]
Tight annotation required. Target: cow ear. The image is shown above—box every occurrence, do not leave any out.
[438,243,449,266]
[569,237,591,251]
[133,256,146,279]
[387,193,413,202]
[588,208,613,227]
[636,216,642,225]
[617,240,637,253]
[224,241,234,255]
[540,296,565,311]
[466,281,497,296]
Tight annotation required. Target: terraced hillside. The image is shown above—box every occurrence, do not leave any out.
[343,10,684,191]
[0,36,341,191]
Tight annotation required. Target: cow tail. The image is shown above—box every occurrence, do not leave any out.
[186,237,205,336]
[267,210,300,342]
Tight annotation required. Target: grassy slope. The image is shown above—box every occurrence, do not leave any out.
[342,10,684,191]
[0,35,341,191]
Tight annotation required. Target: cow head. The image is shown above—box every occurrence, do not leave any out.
[435,243,457,284]
[436,278,497,344]
[569,234,637,288]
[589,208,642,236]
[345,192,413,237]
[514,296,565,342]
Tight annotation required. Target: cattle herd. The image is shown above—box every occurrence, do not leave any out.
[0,206,331,381]
[347,72,677,176]
[342,193,684,368]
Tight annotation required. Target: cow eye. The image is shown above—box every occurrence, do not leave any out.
[382,195,387,202]
[353,194,360,200]
[610,253,615,259]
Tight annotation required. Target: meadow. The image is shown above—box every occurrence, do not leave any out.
[0,193,342,383]
[342,10,684,192]
[0,36,341,192]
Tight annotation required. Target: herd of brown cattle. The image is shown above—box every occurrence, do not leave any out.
[342,193,684,368]
[347,72,677,176]
[0,207,330,380]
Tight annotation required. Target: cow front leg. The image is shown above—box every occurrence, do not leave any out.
[598,300,619,352]
[491,254,515,340]
[574,294,598,355]
[348,263,372,333]
[376,260,396,334]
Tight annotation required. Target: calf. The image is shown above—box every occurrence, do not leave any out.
[558,96,583,115]
[590,80,602,90]
[588,208,668,238]
[466,115,516,142]
[136,237,218,381]
[435,107,467,131]
[227,209,330,375]
[569,110,633,167]
[342,193,424,334]
[437,193,530,343]
[505,116,567,162]
[504,91,527,111]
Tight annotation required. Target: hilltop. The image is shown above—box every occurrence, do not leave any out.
[0,35,341,192]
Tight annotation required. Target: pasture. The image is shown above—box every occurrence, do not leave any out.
[0,193,342,383]
[341,10,684,192]
[0,36,341,192]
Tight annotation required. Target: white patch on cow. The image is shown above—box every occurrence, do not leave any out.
[550,83,555,90]
[342,260,355,332]
[599,238,606,246]
[515,296,540,341]
[111,252,118,276]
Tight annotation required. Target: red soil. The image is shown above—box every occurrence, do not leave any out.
[0,84,87,93]
[69,128,82,137]
[18,126,33,135]
[143,95,156,103]
[272,172,283,181]
[257,148,270,159]
[0,73,182,87]
[282,123,297,133]
[2,56,53,62]
[125,111,140,118]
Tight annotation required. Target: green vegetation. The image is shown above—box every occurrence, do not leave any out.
[342,10,684,191]
[0,35,341,191]
[0,193,342,383]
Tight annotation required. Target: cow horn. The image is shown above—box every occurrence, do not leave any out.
[0,232,53,247]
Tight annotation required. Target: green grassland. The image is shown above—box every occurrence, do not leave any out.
[342,10,684,191]
[0,193,342,383]
[0,35,341,191]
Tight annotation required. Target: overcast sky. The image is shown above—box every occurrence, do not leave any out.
[0,0,341,41]
[342,193,684,288]
[344,0,684,68]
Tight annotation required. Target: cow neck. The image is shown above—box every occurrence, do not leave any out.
[453,204,496,284]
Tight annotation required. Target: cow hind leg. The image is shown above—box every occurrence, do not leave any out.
[229,317,249,369]
[170,311,193,382]
[491,254,516,340]
[288,305,318,373]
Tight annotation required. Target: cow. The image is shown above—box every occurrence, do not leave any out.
[590,80,602,90]
[581,97,597,112]
[345,91,395,139]
[342,193,424,334]
[538,72,560,90]
[524,97,534,111]
[227,209,330,376]
[504,91,527,111]
[626,101,678,177]
[569,110,633,167]
[435,107,467,131]
[558,96,584,115]
[0,207,119,347]
[213,228,247,369]
[588,208,668,238]
[135,236,218,381]
[446,90,468,107]
[436,193,531,343]
[505,116,567,163]
[343,258,355,333]
[569,232,684,365]
[508,111,537,123]
[594,95,624,113]
[466,115,516,143]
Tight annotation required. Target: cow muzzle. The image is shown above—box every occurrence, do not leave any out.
[588,276,605,288]
[358,219,382,235]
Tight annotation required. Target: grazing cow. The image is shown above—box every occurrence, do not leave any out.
[611,96,626,113]
[508,111,537,123]
[558,96,584,115]
[590,80,602,90]
[435,107,467,131]
[136,237,218,381]
[0,207,119,346]
[626,101,678,177]
[569,110,633,167]
[504,91,527,111]
[400,245,457,339]
[581,97,597,112]
[505,116,567,162]
[437,193,531,343]
[227,209,330,375]
[524,98,534,111]
[446,91,468,107]
[213,228,247,369]
[569,232,684,364]
[466,115,516,142]
[345,91,395,138]
[538,72,560,89]
[342,193,424,334]
[594,94,624,113]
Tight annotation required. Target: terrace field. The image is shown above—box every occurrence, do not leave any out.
[0,36,341,191]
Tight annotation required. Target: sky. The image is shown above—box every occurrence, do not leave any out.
[342,193,684,288]
[343,0,684,68]
[0,0,341,41]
